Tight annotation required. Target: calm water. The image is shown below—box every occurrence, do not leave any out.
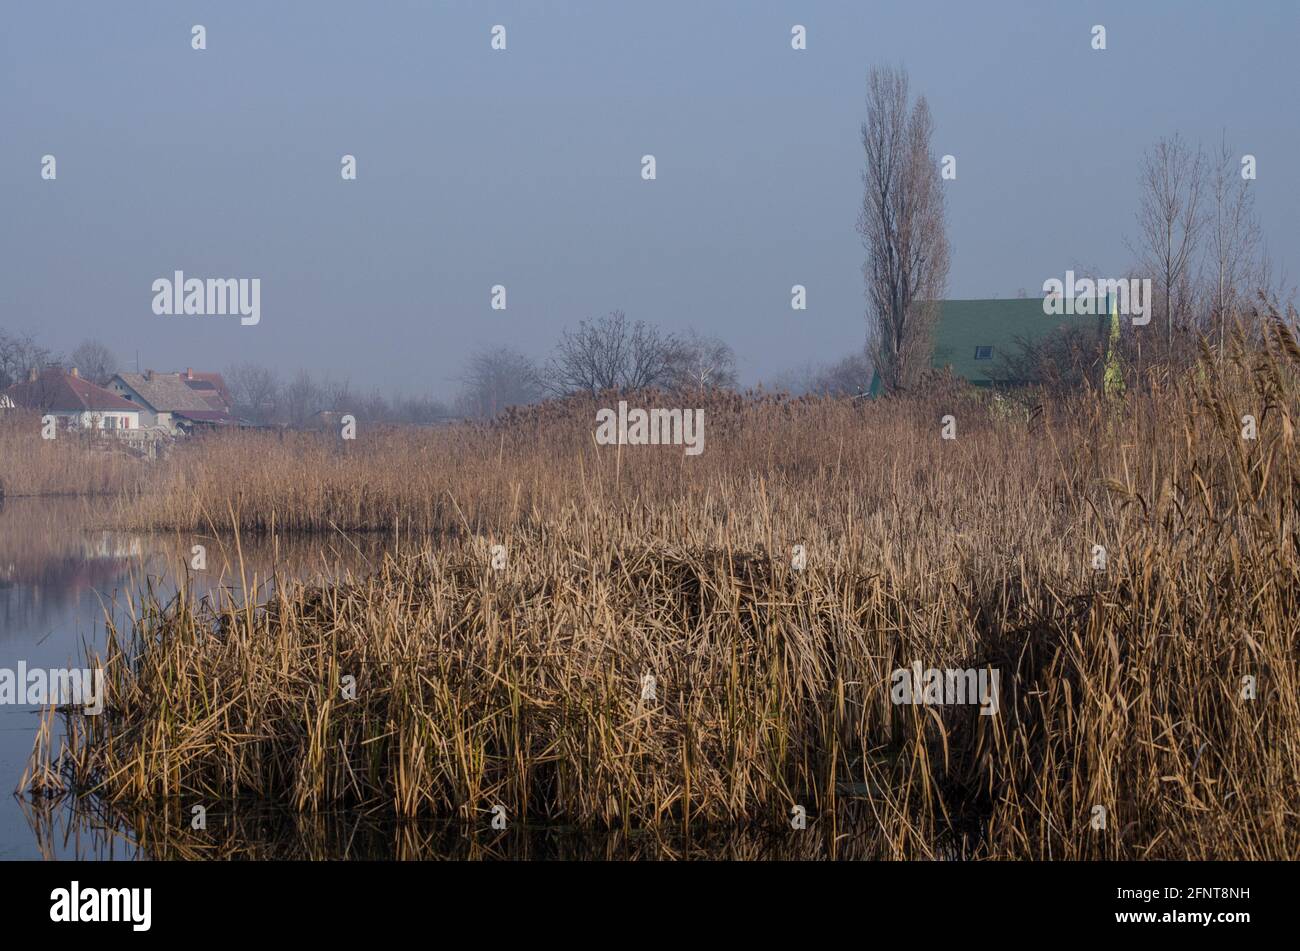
[0,497,386,860]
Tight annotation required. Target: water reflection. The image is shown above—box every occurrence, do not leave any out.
[0,497,388,859]
[20,797,923,861]
[0,497,388,641]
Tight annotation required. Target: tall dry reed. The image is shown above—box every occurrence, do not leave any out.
[0,412,147,498]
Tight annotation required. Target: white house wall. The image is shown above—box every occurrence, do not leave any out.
[72,411,141,429]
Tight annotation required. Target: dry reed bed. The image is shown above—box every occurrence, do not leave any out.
[29,327,1300,858]
[0,411,147,498]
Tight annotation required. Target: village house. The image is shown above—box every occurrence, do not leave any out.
[3,367,142,430]
[108,368,239,434]
[868,297,1114,394]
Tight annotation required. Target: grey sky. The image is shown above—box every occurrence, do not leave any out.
[2,0,1296,397]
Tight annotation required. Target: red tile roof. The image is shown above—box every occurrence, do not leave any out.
[185,381,231,411]
[5,369,140,413]
[183,371,232,408]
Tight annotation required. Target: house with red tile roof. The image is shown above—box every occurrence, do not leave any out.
[4,367,142,430]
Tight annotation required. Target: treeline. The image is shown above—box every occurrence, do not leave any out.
[1129,132,1291,353]
[455,311,735,420]
[221,312,750,426]
[2,317,870,428]
[997,131,1296,395]
[5,310,875,429]
[221,365,451,427]
[0,332,118,389]
[456,311,873,421]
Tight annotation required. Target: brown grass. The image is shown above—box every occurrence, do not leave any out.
[26,322,1300,859]
[0,411,148,498]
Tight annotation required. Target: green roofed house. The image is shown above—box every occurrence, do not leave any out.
[868,297,1111,395]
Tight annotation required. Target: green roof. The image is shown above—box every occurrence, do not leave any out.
[869,298,1109,394]
[933,298,1110,385]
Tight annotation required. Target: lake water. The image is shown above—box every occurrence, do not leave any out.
[1,498,884,860]
[0,497,388,860]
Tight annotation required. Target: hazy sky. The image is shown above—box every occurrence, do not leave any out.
[2,1,1296,397]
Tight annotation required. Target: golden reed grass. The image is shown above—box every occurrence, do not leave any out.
[0,410,146,498]
[26,321,1300,858]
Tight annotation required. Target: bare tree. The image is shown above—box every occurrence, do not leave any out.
[350,387,393,423]
[858,66,950,393]
[278,370,322,427]
[457,345,543,418]
[275,372,353,426]
[224,363,281,424]
[225,362,450,426]
[809,351,872,396]
[666,330,738,391]
[771,351,872,397]
[69,339,119,385]
[1204,132,1261,352]
[546,311,680,395]
[0,329,59,389]
[1131,133,1206,351]
[322,377,355,414]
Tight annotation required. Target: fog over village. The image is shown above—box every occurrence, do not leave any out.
[3,3,1296,413]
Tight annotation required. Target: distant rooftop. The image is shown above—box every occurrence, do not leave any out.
[5,367,140,413]
[116,371,222,412]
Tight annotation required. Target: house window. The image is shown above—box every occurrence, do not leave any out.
[974,346,994,360]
